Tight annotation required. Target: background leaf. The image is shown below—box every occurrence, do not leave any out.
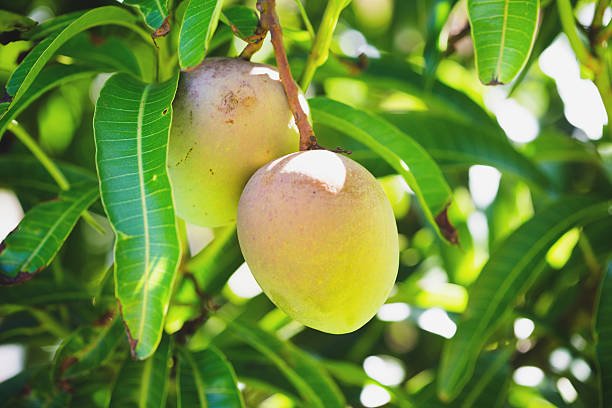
[177,346,244,408]
[439,197,612,400]
[220,6,259,40]
[595,260,612,408]
[178,0,223,70]
[94,73,181,359]
[468,0,540,84]
[0,181,98,284]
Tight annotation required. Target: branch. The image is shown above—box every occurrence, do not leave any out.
[256,0,316,151]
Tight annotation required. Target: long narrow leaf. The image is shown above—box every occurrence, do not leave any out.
[310,97,454,242]
[110,335,172,407]
[178,0,223,70]
[595,260,612,408]
[438,197,612,400]
[468,0,540,85]
[0,182,99,285]
[6,6,141,105]
[123,0,169,30]
[223,319,345,408]
[177,346,244,408]
[94,73,181,359]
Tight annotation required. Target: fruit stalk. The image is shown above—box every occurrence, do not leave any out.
[257,0,316,151]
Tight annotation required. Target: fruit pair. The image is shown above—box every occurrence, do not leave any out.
[168,58,399,334]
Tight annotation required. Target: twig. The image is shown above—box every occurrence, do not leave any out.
[256,0,316,151]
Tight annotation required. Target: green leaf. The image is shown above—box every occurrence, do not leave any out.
[59,315,125,379]
[438,197,612,400]
[423,0,458,83]
[0,64,99,141]
[58,33,142,78]
[310,97,454,242]
[595,260,612,408]
[468,0,540,85]
[178,0,223,70]
[223,319,345,408]
[0,182,99,284]
[177,346,244,408]
[123,0,169,30]
[384,112,550,188]
[6,6,141,105]
[110,335,172,407]
[23,11,86,41]
[220,6,259,40]
[0,10,36,37]
[94,73,181,359]
[186,226,244,294]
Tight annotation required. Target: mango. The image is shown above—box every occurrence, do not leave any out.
[237,150,399,333]
[168,58,300,227]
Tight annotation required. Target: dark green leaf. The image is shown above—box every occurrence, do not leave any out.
[310,97,453,242]
[220,6,259,40]
[468,0,539,85]
[438,197,612,400]
[178,0,223,69]
[110,335,172,407]
[177,346,244,408]
[0,10,36,42]
[595,260,612,408]
[223,319,345,408]
[0,182,99,284]
[6,6,141,104]
[423,0,458,83]
[94,73,181,359]
[124,0,169,30]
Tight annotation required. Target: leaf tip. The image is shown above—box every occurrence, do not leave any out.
[435,206,459,245]
[486,77,504,86]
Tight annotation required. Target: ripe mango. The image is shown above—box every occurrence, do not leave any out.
[237,150,399,333]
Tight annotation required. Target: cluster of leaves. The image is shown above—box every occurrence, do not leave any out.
[0,0,610,407]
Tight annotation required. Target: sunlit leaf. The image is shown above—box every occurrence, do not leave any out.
[310,97,454,242]
[177,346,244,408]
[178,0,223,70]
[0,182,99,285]
[94,73,181,359]
[6,6,141,105]
[423,0,459,83]
[468,0,539,85]
[123,0,169,30]
[439,197,612,400]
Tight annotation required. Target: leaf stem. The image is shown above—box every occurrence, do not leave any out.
[257,0,316,151]
[8,121,70,190]
[293,0,315,39]
[299,0,351,91]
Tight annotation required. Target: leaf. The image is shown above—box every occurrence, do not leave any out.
[468,0,540,85]
[0,65,99,141]
[59,315,125,379]
[438,197,612,400]
[123,0,169,30]
[315,56,496,129]
[0,181,99,285]
[223,319,345,408]
[109,335,172,407]
[94,73,181,359]
[177,346,244,408]
[384,111,550,188]
[310,97,454,243]
[6,6,141,105]
[220,6,259,40]
[423,0,459,83]
[0,10,36,43]
[595,260,612,408]
[186,226,244,294]
[178,0,223,70]
[58,33,142,78]
[24,11,86,41]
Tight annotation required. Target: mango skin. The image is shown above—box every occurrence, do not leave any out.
[237,150,399,333]
[168,58,300,227]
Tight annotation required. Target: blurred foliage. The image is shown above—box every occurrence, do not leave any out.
[0,0,611,407]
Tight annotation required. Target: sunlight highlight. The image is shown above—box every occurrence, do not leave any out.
[417,308,457,339]
[377,303,411,322]
[360,384,391,407]
[513,366,544,387]
[228,263,263,299]
[363,355,406,386]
